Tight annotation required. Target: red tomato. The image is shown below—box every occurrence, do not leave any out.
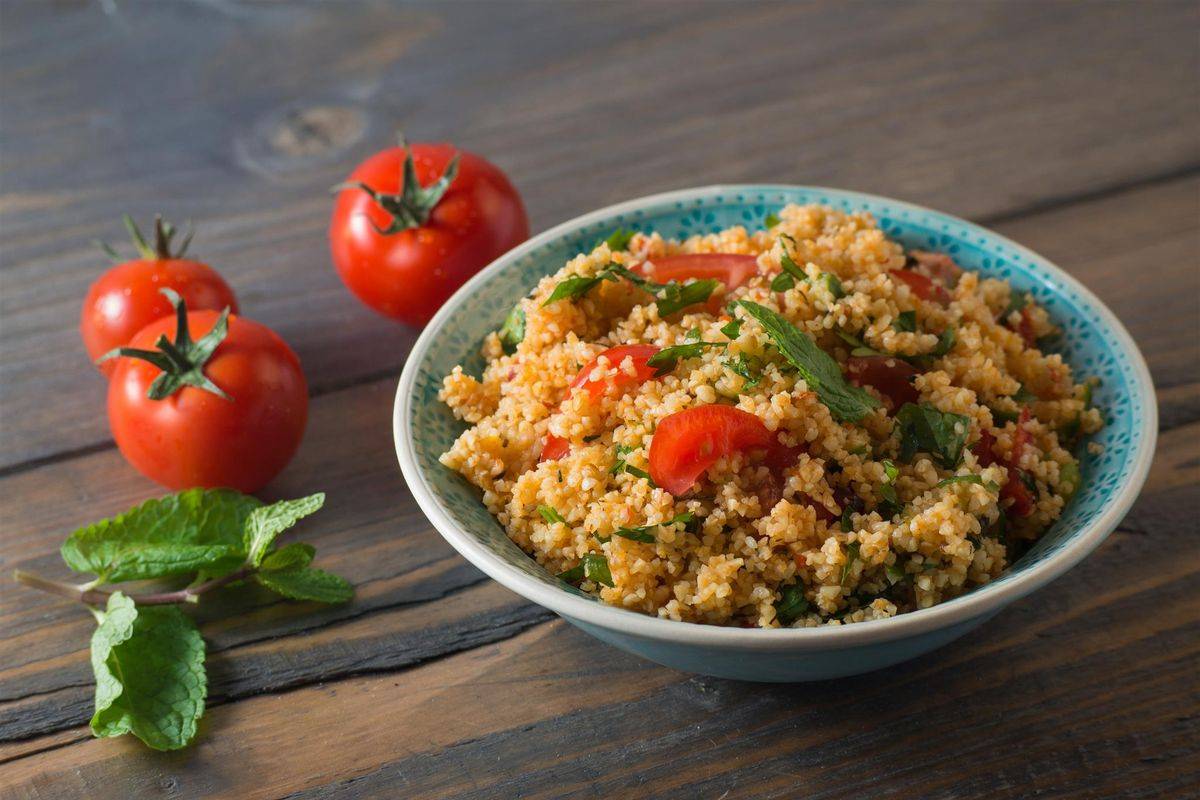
[893,269,951,305]
[106,293,308,492]
[1016,306,1039,348]
[81,215,237,376]
[330,140,529,326]
[569,344,662,399]
[539,344,662,461]
[973,408,1035,518]
[649,405,784,495]
[636,254,758,313]
[846,355,921,409]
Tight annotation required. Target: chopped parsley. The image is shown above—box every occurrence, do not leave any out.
[1059,461,1082,498]
[840,541,861,585]
[610,444,654,483]
[655,278,721,317]
[771,240,808,291]
[598,512,693,544]
[720,317,742,339]
[820,272,846,300]
[537,505,566,524]
[722,351,765,390]
[936,474,1000,492]
[737,301,881,423]
[557,553,614,587]
[895,402,970,469]
[892,310,917,332]
[885,562,908,585]
[878,460,902,518]
[645,340,727,376]
[543,269,619,305]
[497,304,526,354]
[775,584,809,624]
[929,327,957,358]
[764,212,782,228]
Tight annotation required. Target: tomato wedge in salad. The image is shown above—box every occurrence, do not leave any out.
[893,269,951,305]
[649,405,795,495]
[540,344,662,461]
[636,254,758,290]
[846,355,921,409]
[973,407,1036,517]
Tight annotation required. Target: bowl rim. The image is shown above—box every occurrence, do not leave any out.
[394,183,1157,651]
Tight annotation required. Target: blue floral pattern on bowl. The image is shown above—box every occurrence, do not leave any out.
[395,185,1156,681]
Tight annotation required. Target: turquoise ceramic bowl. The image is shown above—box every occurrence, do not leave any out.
[394,186,1156,682]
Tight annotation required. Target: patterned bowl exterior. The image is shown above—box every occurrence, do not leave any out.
[395,185,1156,681]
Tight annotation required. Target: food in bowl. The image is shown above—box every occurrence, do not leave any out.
[437,205,1103,628]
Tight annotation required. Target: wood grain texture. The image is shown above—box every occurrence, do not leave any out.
[1,1,1198,798]
[2,0,1198,468]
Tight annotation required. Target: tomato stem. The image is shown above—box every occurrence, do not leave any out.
[330,135,460,234]
[97,288,233,401]
[99,213,196,261]
[14,566,254,607]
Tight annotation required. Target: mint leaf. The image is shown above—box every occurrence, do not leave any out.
[255,568,354,604]
[723,351,765,390]
[537,505,566,524]
[90,592,206,751]
[819,272,845,300]
[840,541,861,586]
[244,493,325,567]
[737,301,881,423]
[656,279,720,316]
[775,584,809,625]
[646,340,726,376]
[259,542,315,572]
[606,512,693,544]
[601,228,635,252]
[62,489,259,582]
[497,304,526,354]
[893,310,917,332]
[557,553,614,587]
[764,212,781,228]
[895,403,970,469]
[720,317,742,338]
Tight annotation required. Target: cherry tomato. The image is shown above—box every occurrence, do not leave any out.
[973,408,1035,518]
[540,344,662,461]
[893,269,951,305]
[649,405,785,495]
[636,254,758,313]
[846,355,921,409]
[330,139,529,326]
[569,344,662,399]
[105,291,307,492]
[81,215,237,376]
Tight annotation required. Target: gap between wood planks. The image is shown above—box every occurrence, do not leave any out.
[0,166,1197,481]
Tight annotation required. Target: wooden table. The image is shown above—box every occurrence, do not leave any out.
[2,2,1197,797]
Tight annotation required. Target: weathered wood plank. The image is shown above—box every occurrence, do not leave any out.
[2,0,1198,468]
[1,174,1196,745]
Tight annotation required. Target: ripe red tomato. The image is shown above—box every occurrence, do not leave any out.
[649,405,785,495]
[893,269,951,305]
[973,408,1035,518]
[330,140,529,325]
[105,292,307,492]
[846,355,921,409]
[635,254,758,313]
[540,344,662,461]
[81,215,237,376]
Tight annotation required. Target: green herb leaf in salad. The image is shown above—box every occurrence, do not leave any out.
[600,228,635,252]
[497,304,526,354]
[646,339,727,376]
[537,505,566,524]
[655,278,721,317]
[775,584,809,625]
[737,301,882,423]
[723,351,765,390]
[895,403,971,469]
[892,310,917,332]
[764,212,782,228]
[558,553,615,588]
[720,317,742,339]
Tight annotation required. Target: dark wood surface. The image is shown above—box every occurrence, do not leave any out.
[1,2,1197,798]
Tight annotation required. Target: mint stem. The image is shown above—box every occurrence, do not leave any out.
[13,566,254,607]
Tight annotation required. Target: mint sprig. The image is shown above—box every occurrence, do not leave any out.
[14,489,352,751]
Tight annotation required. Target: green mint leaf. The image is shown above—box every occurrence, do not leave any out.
[893,310,917,332]
[775,584,809,625]
[259,542,316,573]
[779,239,806,281]
[929,327,956,357]
[611,512,693,543]
[543,274,606,305]
[537,505,566,524]
[771,272,795,292]
[840,541,861,586]
[895,403,971,469]
[602,228,635,252]
[62,489,260,583]
[764,212,781,228]
[497,304,526,354]
[244,493,325,568]
[820,272,845,300]
[737,301,881,423]
[656,279,720,317]
[835,329,889,358]
[90,592,206,751]
[557,553,615,587]
[556,563,585,583]
[645,340,726,376]
[720,317,742,339]
[723,351,765,390]
[881,459,899,484]
[255,568,354,604]
[936,475,1001,492]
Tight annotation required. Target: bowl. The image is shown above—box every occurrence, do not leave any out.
[394,185,1156,682]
